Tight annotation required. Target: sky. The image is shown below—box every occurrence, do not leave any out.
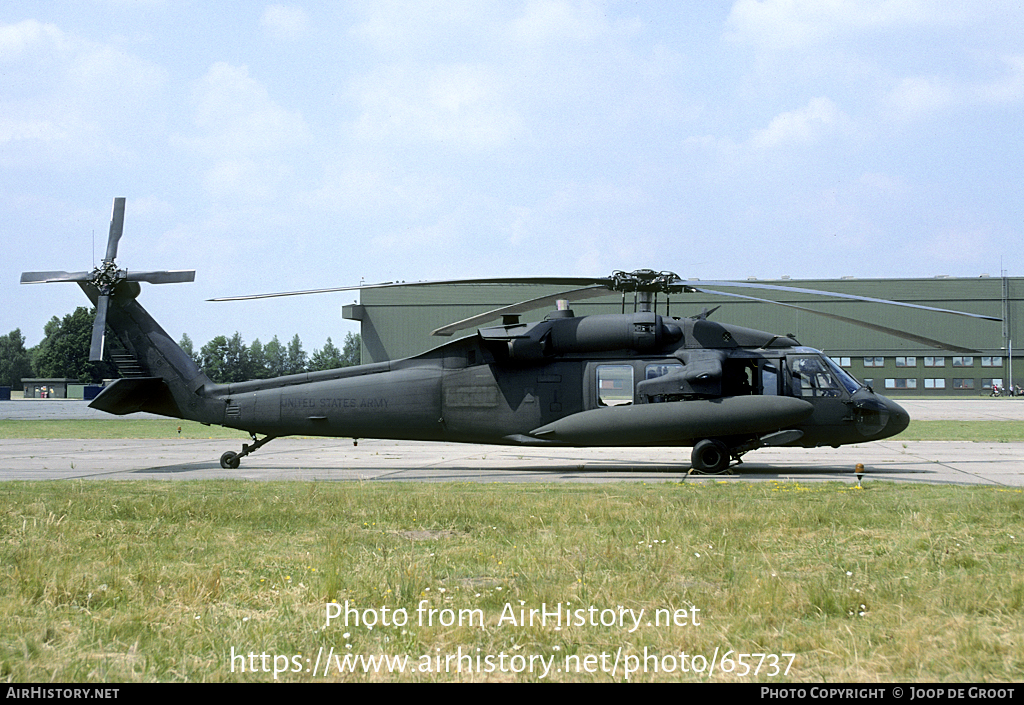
[3,1,1023,351]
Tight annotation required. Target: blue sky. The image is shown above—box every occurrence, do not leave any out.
[4,1,1023,350]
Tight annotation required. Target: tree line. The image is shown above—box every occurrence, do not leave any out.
[0,306,361,389]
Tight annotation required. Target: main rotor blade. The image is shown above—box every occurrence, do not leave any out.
[126,270,196,284]
[104,197,126,262]
[21,270,91,284]
[209,276,609,301]
[689,286,982,353]
[90,294,109,361]
[680,280,1001,323]
[431,285,613,336]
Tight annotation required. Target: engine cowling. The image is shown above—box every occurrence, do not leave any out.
[479,311,684,360]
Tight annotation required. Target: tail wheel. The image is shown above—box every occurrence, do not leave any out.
[691,439,731,474]
[220,451,240,470]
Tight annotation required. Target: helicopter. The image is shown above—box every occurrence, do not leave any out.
[21,198,1002,474]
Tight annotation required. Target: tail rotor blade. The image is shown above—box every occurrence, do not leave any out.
[104,197,126,262]
[21,270,91,284]
[126,270,196,284]
[90,295,109,361]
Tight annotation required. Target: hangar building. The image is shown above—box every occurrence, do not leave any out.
[343,275,1022,397]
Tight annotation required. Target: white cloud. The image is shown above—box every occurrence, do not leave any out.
[187,62,309,157]
[885,55,1024,120]
[750,97,851,149]
[0,19,167,168]
[261,4,309,40]
[351,63,522,150]
[724,0,956,51]
[509,0,616,45]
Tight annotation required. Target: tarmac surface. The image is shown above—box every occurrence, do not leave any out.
[1,399,1022,486]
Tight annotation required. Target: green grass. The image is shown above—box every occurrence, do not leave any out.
[893,421,1024,443]
[1,480,1022,682]
[0,420,248,440]
[2,418,1022,682]
[4,418,1024,442]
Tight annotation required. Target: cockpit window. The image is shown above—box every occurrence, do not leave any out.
[645,363,683,380]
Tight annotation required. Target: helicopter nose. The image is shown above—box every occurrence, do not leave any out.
[851,392,910,439]
[881,397,910,438]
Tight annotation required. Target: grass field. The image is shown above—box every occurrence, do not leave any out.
[1,420,1023,682]
[2,418,1023,442]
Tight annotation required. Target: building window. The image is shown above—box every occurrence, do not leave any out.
[864,357,884,367]
[885,378,918,390]
[982,379,1004,390]
[895,357,916,368]
[981,357,1003,367]
[952,357,974,367]
[832,357,852,367]
[924,357,945,367]
[952,379,975,390]
[924,379,946,389]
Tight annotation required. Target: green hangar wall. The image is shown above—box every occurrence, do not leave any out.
[343,276,1023,396]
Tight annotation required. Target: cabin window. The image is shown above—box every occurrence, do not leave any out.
[760,361,780,395]
[597,365,633,406]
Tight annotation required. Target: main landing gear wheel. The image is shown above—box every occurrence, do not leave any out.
[691,439,731,474]
[219,434,277,469]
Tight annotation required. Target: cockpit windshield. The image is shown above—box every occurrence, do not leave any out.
[787,349,863,398]
[824,355,863,395]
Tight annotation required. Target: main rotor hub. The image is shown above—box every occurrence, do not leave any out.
[609,269,682,293]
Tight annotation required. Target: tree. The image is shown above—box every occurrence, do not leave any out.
[285,334,307,375]
[263,336,286,378]
[309,337,344,371]
[341,332,361,367]
[199,335,230,383]
[32,307,115,383]
[179,333,200,367]
[248,338,268,379]
[0,329,34,389]
[223,332,250,383]
[199,332,251,383]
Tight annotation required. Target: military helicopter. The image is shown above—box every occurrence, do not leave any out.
[22,199,1001,473]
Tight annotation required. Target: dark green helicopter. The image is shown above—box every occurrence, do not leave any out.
[22,199,1000,473]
